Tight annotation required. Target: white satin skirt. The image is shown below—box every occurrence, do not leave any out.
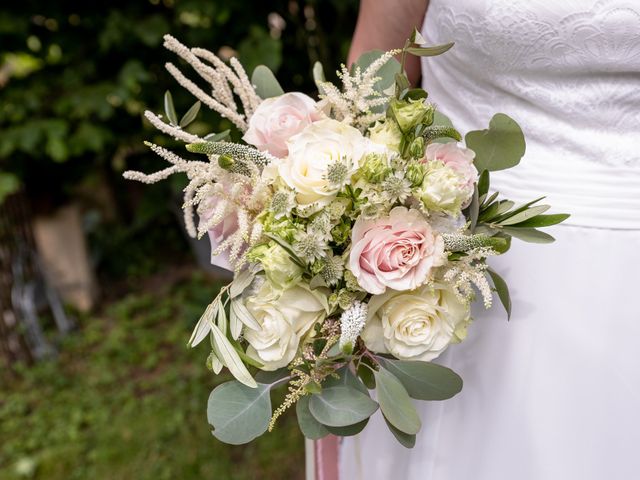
[340,161,640,479]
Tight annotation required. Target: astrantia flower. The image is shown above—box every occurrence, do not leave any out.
[381,170,412,203]
[270,189,296,219]
[320,253,345,286]
[293,230,326,262]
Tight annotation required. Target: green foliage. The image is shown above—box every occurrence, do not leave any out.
[374,367,421,435]
[296,396,329,440]
[488,268,512,319]
[251,65,285,99]
[380,358,463,401]
[207,381,272,444]
[465,113,526,172]
[308,386,378,427]
[0,273,304,480]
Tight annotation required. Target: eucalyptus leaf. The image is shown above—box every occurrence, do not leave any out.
[357,361,376,389]
[179,100,201,127]
[308,386,378,427]
[296,396,330,440]
[488,268,512,319]
[255,368,290,385]
[510,213,570,228]
[465,113,525,172]
[326,418,369,437]
[501,227,555,244]
[433,110,454,128]
[497,205,550,226]
[374,367,421,435]
[324,366,369,395]
[405,42,454,57]
[380,358,463,401]
[163,90,178,125]
[384,417,416,449]
[207,381,271,444]
[210,323,257,388]
[251,65,284,99]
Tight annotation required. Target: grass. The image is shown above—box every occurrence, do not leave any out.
[0,270,305,480]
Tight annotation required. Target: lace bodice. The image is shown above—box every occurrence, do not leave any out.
[421,0,640,168]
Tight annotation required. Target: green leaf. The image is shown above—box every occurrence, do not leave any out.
[206,350,223,374]
[210,323,257,388]
[374,367,421,435]
[477,169,490,197]
[179,100,201,128]
[357,361,376,389]
[207,381,271,444]
[487,268,512,319]
[229,269,255,298]
[501,227,555,243]
[405,42,454,57]
[204,130,231,142]
[312,61,326,95]
[308,386,378,427]
[465,113,526,172]
[380,358,463,401]
[433,110,454,128]
[296,396,330,440]
[510,213,570,228]
[468,185,480,232]
[230,298,260,331]
[188,300,219,347]
[325,418,369,437]
[0,172,20,204]
[492,196,545,223]
[384,417,416,449]
[164,90,178,125]
[255,368,290,384]
[497,205,550,226]
[251,65,284,99]
[324,366,369,395]
[229,302,242,340]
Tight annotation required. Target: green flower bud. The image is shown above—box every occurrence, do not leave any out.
[405,161,428,187]
[358,153,392,184]
[389,98,433,133]
[331,219,352,246]
[368,120,402,152]
[409,136,426,159]
[218,154,234,170]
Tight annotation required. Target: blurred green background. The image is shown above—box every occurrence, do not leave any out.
[0,1,358,478]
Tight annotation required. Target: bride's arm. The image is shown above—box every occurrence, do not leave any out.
[348,0,429,85]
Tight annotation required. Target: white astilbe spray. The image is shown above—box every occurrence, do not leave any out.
[319,49,401,131]
[442,248,496,309]
[339,301,368,351]
[162,34,262,131]
[124,142,270,270]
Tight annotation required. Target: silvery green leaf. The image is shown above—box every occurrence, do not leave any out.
[501,227,555,243]
[498,205,551,225]
[384,417,416,448]
[204,129,231,142]
[312,61,326,95]
[509,213,570,228]
[405,42,454,57]
[230,298,260,331]
[216,299,227,336]
[229,269,255,298]
[494,200,516,216]
[493,196,545,223]
[379,358,463,401]
[308,386,378,427]
[325,418,369,437]
[309,274,327,290]
[410,28,426,45]
[477,169,490,196]
[466,113,526,172]
[296,396,330,440]
[229,303,242,340]
[251,65,284,99]
[324,366,369,395]
[164,90,178,125]
[206,350,223,374]
[468,185,479,232]
[210,323,257,388]
[207,381,271,444]
[374,367,421,435]
[188,300,219,347]
[487,268,512,319]
[179,100,201,127]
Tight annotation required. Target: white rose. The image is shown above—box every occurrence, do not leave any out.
[244,280,328,370]
[243,92,322,158]
[417,161,474,216]
[361,282,470,361]
[279,119,380,206]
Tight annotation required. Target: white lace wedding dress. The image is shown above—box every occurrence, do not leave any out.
[340,1,640,478]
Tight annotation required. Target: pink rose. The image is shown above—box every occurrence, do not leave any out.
[243,92,322,158]
[349,207,445,294]
[424,142,478,189]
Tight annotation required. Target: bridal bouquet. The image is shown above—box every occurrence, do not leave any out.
[125,30,568,447]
